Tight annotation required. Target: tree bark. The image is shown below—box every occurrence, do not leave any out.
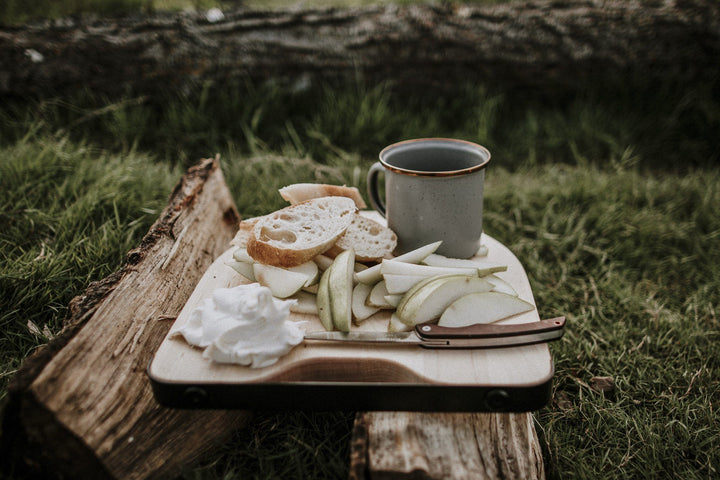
[1,157,250,480]
[349,412,545,480]
[1,0,718,99]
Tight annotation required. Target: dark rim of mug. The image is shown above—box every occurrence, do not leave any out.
[378,138,491,177]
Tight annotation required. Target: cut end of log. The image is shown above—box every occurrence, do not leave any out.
[1,157,247,480]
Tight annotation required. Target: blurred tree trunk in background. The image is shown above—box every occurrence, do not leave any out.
[1,0,718,99]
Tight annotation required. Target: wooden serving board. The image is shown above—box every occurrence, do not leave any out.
[149,217,555,412]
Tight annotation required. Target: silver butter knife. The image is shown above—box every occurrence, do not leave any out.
[304,317,566,349]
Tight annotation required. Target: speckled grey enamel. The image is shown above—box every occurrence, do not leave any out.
[368,139,490,258]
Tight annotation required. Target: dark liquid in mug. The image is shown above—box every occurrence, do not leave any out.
[385,145,484,172]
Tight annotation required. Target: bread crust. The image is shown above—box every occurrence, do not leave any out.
[246,236,320,268]
[279,183,367,209]
[230,215,265,248]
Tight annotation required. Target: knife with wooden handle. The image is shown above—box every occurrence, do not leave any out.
[304,317,565,349]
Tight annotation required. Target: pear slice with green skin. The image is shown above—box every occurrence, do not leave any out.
[395,273,467,314]
[477,263,508,276]
[355,241,442,285]
[438,291,535,327]
[227,260,256,282]
[384,294,403,307]
[422,254,508,276]
[316,264,333,331]
[314,254,334,271]
[388,313,413,332]
[396,275,492,326]
[329,248,355,332]
[303,283,319,294]
[352,282,380,323]
[380,259,478,277]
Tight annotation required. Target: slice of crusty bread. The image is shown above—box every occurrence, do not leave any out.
[247,197,357,267]
[279,183,367,209]
[230,215,266,248]
[325,214,397,262]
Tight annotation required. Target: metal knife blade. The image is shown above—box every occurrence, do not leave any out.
[304,330,426,345]
[304,317,566,349]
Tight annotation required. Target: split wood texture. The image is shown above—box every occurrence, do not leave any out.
[350,412,544,480]
[2,158,249,479]
[1,0,719,98]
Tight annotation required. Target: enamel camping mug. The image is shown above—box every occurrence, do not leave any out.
[367,138,491,258]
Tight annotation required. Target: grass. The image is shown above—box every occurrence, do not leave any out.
[484,163,720,478]
[1,3,720,478]
[2,77,718,479]
[0,134,181,388]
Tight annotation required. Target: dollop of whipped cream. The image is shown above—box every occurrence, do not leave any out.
[171,283,304,368]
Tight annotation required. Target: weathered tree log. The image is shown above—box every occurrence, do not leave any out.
[349,412,544,480]
[1,157,250,479]
[1,0,718,99]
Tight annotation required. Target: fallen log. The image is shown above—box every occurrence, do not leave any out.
[1,157,250,479]
[350,412,544,480]
[1,0,718,99]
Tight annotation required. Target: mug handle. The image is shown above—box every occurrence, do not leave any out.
[367,162,386,218]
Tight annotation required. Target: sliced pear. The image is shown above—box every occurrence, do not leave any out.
[485,274,518,296]
[388,313,413,332]
[384,294,403,307]
[253,263,308,298]
[226,260,256,281]
[476,263,508,276]
[355,241,442,284]
[380,259,478,277]
[316,265,333,331]
[393,273,461,315]
[422,253,479,268]
[303,283,319,294]
[383,274,429,295]
[352,282,380,323]
[329,248,355,332]
[232,247,255,264]
[290,260,319,287]
[438,291,535,327]
[421,254,507,276]
[367,281,393,308]
[396,275,492,326]
[314,254,334,271]
[290,290,319,315]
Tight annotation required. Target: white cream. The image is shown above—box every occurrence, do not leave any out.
[171,283,305,368]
